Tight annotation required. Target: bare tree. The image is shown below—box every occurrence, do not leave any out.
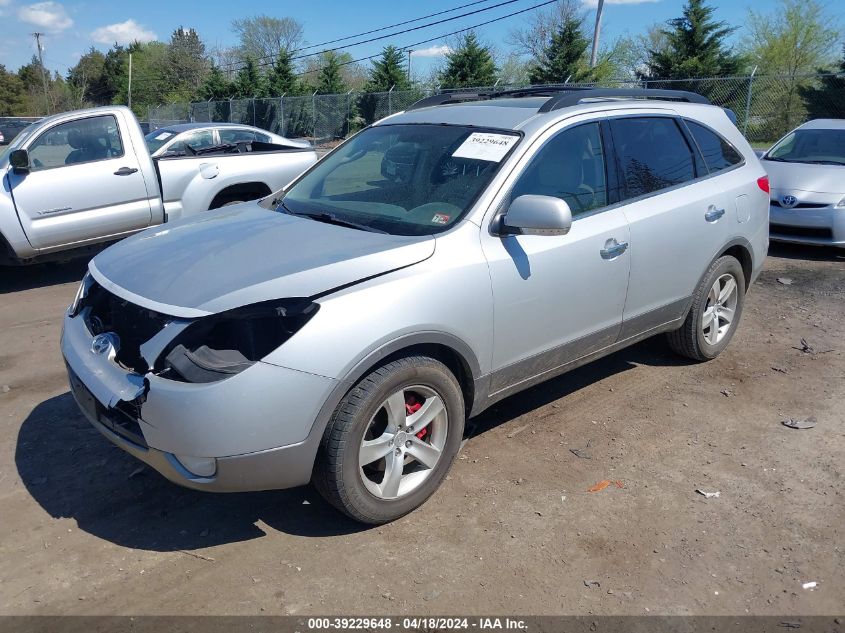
[232,15,306,62]
[508,0,587,62]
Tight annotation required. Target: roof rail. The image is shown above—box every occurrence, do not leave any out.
[537,88,711,112]
[406,87,710,112]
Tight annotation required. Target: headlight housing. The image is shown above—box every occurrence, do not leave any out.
[68,272,94,316]
[156,298,319,383]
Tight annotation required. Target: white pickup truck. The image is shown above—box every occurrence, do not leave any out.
[0,106,318,265]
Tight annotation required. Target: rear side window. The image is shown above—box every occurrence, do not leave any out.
[609,117,695,200]
[686,120,742,173]
[219,128,256,144]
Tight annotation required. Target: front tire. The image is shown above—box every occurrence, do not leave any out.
[313,356,465,524]
[667,255,746,361]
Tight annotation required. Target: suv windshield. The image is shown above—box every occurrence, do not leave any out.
[765,128,845,165]
[280,124,520,235]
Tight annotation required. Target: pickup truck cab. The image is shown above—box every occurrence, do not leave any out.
[0,106,317,265]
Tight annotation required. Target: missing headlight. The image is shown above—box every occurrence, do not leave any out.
[156,298,319,383]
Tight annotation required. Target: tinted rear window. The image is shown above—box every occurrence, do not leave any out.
[610,117,696,200]
[686,120,742,172]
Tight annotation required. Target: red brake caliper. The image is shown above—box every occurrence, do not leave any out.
[405,394,427,439]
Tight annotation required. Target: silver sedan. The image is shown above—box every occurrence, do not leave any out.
[762,119,845,247]
[145,123,310,157]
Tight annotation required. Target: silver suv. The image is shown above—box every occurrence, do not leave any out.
[62,88,770,524]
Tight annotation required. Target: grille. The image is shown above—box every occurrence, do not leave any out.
[770,224,833,239]
[771,200,828,209]
[84,282,171,373]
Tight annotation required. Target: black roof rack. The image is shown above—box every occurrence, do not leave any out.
[406,87,710,112]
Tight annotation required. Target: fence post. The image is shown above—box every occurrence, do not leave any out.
[312,90,318,142]
[388,84,395,115]
[346,90,352,138]
[743,65,758,136]
[228,97,235,123]
[279,94,285,136]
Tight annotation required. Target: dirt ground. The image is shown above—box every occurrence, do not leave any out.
[0,243,842,616]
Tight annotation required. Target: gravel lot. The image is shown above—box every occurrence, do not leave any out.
[0,243,843,616]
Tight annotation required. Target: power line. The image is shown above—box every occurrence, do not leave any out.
[293,0,558,77]
[295,0,499,52]
[224,0,528,70]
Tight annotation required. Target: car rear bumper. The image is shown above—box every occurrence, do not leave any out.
[769,204,845,247]
[61,310,338,492]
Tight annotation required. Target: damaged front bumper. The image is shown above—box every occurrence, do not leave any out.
[61,307,338,492]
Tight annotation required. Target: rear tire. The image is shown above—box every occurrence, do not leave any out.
[313,356,464,524]
[667,255,745,361]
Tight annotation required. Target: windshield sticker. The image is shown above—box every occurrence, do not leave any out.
[452,133,518,162]
[154,132,174,140]
[431,213,450,225]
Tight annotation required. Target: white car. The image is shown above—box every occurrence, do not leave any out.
[146,123,310,157]
[762,119,845,247]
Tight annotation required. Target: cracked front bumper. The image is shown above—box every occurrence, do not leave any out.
[61,311,338,492]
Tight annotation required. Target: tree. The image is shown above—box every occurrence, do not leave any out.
[197,64,232,100]
[67,48,110,106]
[232,15,305,62]
[509,0,585,62]
[744,0,838,138]
[528,16,593,84]
[802,45,845,120]
[316,51,347,94]
[645,0,743,78]
[267,49,303,96]
[0,65,27,116]
[232,56,267,98]
[438,32,497,88]
[167,27,210,101]
[498,53,530,86]
[365,46,409,92]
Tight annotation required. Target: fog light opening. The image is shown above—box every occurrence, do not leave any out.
[174,454,217,478]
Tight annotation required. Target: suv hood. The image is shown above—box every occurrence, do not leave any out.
[89,204,435,317]
[762,159,845,194]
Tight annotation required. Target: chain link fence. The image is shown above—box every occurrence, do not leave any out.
[149,73,845,147]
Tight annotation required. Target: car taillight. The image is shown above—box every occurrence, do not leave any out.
[757,176,770,195]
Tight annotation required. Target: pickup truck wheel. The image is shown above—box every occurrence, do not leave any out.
[667,255,745,361]
[313,356,464,524]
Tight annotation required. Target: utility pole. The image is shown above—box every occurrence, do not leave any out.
[32,32,50,115]
[589,0,605,68]
[407,50,413,82]
[127,53,133,110]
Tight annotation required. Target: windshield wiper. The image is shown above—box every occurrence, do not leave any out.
[802,160,845,166]
[279,203,387,233]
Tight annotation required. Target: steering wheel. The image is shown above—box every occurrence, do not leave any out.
[32,158,44,169]
[107,147,120,158]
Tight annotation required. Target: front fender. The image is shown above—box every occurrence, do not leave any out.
[0,172,34,260]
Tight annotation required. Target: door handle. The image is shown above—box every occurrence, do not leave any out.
[600,238,628,259]
[705,206,725,222]
[114,166,138,176]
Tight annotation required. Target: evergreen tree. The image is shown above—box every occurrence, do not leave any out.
[802,44,845,119]
[365,45,409,92]
[316,51,347,94]
[528,16,593,84]
[198,64,232,100]
[267,49,303,96]
[0,65,27,116]
[438,32,497,88]
[233,56,267,98]
[645,0,742,78]
[167,27,209,100]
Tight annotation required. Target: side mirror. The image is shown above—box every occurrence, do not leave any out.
[9,149,30,173]
[501,194,573,236]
